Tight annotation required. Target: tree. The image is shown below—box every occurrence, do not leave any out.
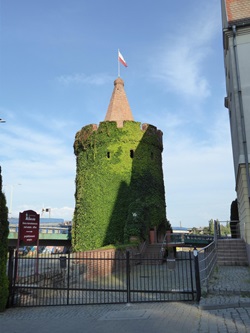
[220,221,231,237]
[202,226,210,235]
[230,199,239,238]
[191,227,198,235]
[208,219,214,235]
[0,167,9,311]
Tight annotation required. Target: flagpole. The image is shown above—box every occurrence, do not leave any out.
[118,49,120,77]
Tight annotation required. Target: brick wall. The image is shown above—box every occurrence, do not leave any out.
[72,248,140,279]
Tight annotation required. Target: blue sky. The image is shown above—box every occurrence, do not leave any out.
[0,0,236,228]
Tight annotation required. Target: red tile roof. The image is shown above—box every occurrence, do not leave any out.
[104,78,134,128]
[225,0,250,25]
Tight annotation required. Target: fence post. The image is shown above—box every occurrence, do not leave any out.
[214,220,218,244]
[126,250,131,304]
[67,252,70,305]
[11,249,19,306]
[193,247,201,302]
[7,248,14,308]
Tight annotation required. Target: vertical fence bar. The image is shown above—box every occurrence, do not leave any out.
[67,252,70,305]
[193,247,201,302]
[11,250,18,306]
[188,250,194,301]
[7,248,14,308]
[126,251,131,303]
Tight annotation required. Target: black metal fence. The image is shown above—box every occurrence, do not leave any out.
[8,249,199,307]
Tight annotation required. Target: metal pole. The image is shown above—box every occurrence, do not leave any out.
[67,252,70,305]
[193,247,201,302]
[126,250,131,304]
[7,248,14,308]
[12,249,18,306]
[118,49,120,77]
[214,220,218,244]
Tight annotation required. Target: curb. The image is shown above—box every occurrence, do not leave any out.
[199,302,250,310]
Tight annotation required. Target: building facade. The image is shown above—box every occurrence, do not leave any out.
[72,78,167,251]
[221,0,250,262]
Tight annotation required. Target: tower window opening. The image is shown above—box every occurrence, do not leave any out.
[107,152,110,158]
[130,150,134,158]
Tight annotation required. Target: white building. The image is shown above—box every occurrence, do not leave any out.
[221,0,250,263]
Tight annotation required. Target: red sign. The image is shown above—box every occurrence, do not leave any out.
[19,210,40,244]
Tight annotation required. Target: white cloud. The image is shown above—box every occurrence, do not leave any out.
[10,204,74,222]
[162,110,235,227]
[0,114,76,221]
[159,44,210,98]
[151,6,220,100]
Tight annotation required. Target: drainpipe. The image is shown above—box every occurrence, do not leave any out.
[232,25,250,201]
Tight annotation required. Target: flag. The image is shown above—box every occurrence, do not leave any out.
[118,50,128,67]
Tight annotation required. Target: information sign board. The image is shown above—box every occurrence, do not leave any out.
[19,210,40,244]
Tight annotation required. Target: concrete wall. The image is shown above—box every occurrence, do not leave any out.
[225,29,250,175]
[223,23,250,264]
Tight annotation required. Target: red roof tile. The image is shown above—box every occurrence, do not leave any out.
[225,0,250,25]
[104,78,134,128]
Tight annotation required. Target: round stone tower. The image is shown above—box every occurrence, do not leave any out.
[72,78,167,251]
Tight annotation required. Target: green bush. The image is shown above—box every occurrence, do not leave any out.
[124,199,147,241]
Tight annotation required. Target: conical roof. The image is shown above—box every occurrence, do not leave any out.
[104,77,134,127]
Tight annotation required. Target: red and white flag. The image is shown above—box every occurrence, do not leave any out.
[118,50,128,67]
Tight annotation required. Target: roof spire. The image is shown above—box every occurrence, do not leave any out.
[104,78,134,127]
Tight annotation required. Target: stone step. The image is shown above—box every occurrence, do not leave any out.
[143,244,162,252]
[217,239,248,266]
[141,244,163,264]
[217,248,246,253]
[217,244,246,249]
[218,252,246,257]
[217,239,245,244]
[217,246,247,251]
[217,255,248,261]
[217,260,248,266]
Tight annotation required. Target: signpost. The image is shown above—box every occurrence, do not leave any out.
[19,210,40,244]
[16,210,40,276]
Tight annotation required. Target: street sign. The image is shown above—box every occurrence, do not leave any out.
[19,210,40,244]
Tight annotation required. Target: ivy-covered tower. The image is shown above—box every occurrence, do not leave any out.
[72,78,167,251]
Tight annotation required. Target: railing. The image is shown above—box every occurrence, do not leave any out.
[161,231,185,248]
[160,232,214,253]
[215,220,240,239]
[9,225,71,235]
[160,231,216,292]
[184,234,214,244]
[197,241,217,290]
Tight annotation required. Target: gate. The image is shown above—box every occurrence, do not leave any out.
[8,249,200,307]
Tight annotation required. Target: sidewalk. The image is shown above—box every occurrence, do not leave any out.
[199,266,250,310]
[0,266,249,333]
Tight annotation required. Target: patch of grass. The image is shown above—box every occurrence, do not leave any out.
[96,241,140,251]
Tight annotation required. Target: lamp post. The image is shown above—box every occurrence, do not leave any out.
[7,184,22,218]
